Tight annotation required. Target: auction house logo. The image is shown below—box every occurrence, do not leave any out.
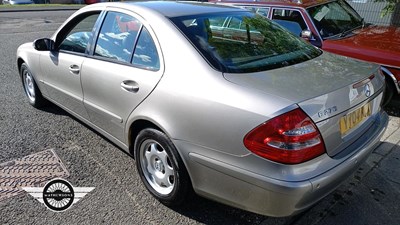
[23,178,95,212]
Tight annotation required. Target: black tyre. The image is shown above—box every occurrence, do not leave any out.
[134,128,191,206]
[382,75,395,107]
[20,63,47,108]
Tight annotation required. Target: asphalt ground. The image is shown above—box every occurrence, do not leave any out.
[0,9,399,225]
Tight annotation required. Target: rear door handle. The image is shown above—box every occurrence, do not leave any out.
[121,80,139,93]
[69,65,80,74]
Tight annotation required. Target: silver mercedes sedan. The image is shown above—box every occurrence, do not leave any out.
[16,1,388,217]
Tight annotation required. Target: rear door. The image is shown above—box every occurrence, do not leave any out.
[81,10,163,141]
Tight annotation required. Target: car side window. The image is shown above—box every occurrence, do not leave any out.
[132,27,160,71]
[227,17,241,29]
[94,12,141,63]
[271,9,307,36]
[59,13,100,54]
[244,6,270,17]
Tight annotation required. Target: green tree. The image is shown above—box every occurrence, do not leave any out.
[374,0,400,17]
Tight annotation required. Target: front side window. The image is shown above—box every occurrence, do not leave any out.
[307,0,363,38]
[170,12,321,73]
[95,11,141,63]
[59,13,100,54]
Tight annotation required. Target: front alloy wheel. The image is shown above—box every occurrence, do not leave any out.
[23,69,36,103]
[20,63,46,108]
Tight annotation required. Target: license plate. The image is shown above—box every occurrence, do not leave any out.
[339,102,372,135]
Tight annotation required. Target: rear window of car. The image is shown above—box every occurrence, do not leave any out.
[170,11,321,73]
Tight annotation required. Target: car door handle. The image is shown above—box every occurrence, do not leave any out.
[69,65,80,74]
[121,80,139,93]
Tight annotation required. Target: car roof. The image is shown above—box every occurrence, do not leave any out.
[211,0,335,8]
[97,1,244,18]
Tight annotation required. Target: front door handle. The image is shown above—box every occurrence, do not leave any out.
[121,80,139,93]
[69,65,80,74]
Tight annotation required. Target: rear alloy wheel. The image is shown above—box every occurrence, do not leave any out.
[20,63,46,108]
[135,128,190,206]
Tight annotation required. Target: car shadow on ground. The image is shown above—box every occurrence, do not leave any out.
[39,103,69,116]
[38,103,134,159]
[169,194,271,225]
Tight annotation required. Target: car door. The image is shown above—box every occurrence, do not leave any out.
[40,12,101,119]
[81,10,163,142]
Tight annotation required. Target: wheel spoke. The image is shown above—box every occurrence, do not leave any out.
[160,174,172,188]
[146,163,154,176]
[153,173,164,186]
[160,150,174,187]
[157,148,168,166]
[164,163,174,178]
[163,165,174,187]
[144,143,157,176]
[149,143,158,154]
[144,144,155,165]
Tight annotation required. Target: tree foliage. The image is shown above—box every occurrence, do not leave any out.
[374,0,400,17]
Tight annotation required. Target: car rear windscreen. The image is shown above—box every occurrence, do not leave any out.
[170,11,322,73]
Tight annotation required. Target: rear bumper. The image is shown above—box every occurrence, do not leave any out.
[176,110,388,217]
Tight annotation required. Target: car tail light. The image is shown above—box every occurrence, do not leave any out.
[244,108,326,164]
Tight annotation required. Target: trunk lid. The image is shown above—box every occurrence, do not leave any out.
[224,52,384,157]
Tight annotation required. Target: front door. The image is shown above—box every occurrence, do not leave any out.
[40,12,101,118]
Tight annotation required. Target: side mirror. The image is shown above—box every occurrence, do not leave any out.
[301,30,312,40]
[33,38,54,51]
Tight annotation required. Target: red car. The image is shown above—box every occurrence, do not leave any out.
[212,0,400,105]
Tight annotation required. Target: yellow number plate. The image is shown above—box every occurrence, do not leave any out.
[339,102,372,135]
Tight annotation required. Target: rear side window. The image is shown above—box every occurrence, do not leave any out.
[132,27,160,71]
[95,11,141,63]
